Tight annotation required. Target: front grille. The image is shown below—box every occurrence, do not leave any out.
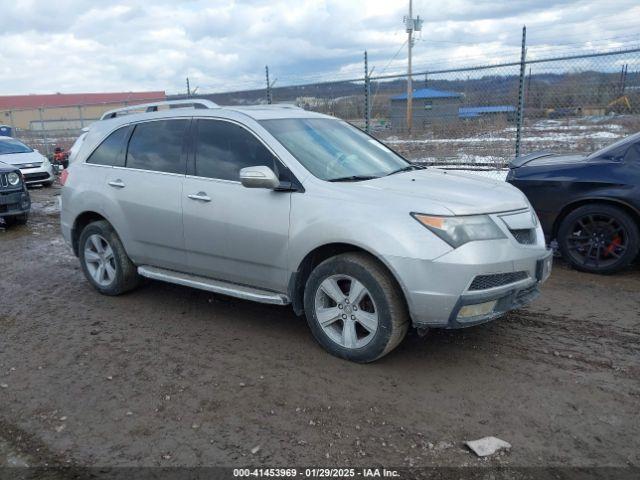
[23,172,49,182]
[0,203,20,213]
[510,228,536,245]
[469,271,529,291]
[0,173,7,188]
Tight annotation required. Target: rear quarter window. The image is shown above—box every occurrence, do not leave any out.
[86,127,129,167]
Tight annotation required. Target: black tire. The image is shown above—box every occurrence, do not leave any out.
[78,220,141,295]
[304,252,409,363]
[557,203,639,274]
[3,213,28,227]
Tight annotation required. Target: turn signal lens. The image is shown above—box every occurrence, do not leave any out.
[412,214,445,229]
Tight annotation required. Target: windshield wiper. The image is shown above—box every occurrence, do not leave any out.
[327,175,379,182]
[386,164,426,176]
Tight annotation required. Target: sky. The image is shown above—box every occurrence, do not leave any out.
[1,0,639,96]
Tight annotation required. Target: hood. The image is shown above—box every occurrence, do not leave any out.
[510,151,586,168]
[0,150,47,167]
[351,169,529,216]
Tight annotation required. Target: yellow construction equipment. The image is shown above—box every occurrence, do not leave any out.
[606,95,632,114]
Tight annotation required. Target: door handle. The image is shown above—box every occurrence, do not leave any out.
[108,179,126,189]
[187,192,212,202]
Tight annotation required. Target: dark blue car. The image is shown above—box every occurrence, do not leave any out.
[0,161,31,227]
[507,132,640,274]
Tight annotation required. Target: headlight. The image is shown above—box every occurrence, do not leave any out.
[411,213,506,248]
[7,172,21,186]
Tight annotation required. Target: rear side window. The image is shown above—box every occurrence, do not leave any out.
[195,119,276,181]
[126,120,188,174]
[86,127,128,166]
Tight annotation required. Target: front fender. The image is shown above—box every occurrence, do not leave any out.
[288,193,452,274]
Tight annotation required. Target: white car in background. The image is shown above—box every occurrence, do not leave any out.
[0,137,55,187]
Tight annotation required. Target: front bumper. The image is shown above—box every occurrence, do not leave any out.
[0,189,31,217]
[20,163,55,185]
[385,238,552,329]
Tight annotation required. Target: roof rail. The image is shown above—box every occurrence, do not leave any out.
[100,99,219,120]
[233,103,303,110]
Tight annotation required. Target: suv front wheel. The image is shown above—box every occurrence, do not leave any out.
[78,220,141,295]
[304,252,409,363]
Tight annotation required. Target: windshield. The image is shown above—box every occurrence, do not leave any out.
[260,118,409,181]
[588,132,640,159]
[0,138,33,155]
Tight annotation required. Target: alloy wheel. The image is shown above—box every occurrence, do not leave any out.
[314,274,379,349]
[84,234,117,287]
[565,213,628,269]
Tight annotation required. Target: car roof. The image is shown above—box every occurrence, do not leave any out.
[0,136,24,143]
[86,103,335,139]
[79,102,338,161]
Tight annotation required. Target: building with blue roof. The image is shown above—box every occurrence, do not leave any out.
[390,88,463,131]
[390,87,516,130]
[459,105,516,120]
[390,88,462,101]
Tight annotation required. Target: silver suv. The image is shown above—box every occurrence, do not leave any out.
[61,99,552,362]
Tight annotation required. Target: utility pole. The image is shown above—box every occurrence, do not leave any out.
[186,77,191,98]
[404,0,422,135]
[364,51,371,133]
[265,66,273,104]
[515,26,527,158]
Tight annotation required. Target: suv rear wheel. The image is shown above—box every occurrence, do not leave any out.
[557,203,639,274]
[78,220,141,295]
[304,252,409,363]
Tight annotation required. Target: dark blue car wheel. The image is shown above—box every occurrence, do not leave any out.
[558,204,639,274]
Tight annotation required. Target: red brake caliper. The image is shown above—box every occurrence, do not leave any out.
[604,236,621,257]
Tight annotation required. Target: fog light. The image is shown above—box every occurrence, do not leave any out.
[457,300,497,319]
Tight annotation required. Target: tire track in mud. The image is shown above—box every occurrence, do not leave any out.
[464,309,640,380]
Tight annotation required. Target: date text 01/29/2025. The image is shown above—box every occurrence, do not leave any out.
[232,468,400,477]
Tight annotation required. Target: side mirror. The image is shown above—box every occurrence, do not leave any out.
[239,166,280,189]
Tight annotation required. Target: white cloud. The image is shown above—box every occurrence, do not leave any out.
[0,0,638,95]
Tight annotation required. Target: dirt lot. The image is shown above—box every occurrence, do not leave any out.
[1,186,639,472]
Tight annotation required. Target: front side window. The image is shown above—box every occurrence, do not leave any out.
[86,127,128,166]
[126,119,188,174]
[260,118,408,181]
[0,138,32,155]
[588,132,640,160]
[195,119,276,181]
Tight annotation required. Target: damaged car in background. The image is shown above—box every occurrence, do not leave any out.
[508,132,640,274]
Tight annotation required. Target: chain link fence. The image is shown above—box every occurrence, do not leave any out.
[1,97,165,157]
[367,63,522,178]
[184,46,640,181]
[3,47,638,181]
[519,50,640,158]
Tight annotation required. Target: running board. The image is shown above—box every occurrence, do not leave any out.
[137,265,290,305]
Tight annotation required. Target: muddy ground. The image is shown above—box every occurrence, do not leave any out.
[0,186,639,472]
